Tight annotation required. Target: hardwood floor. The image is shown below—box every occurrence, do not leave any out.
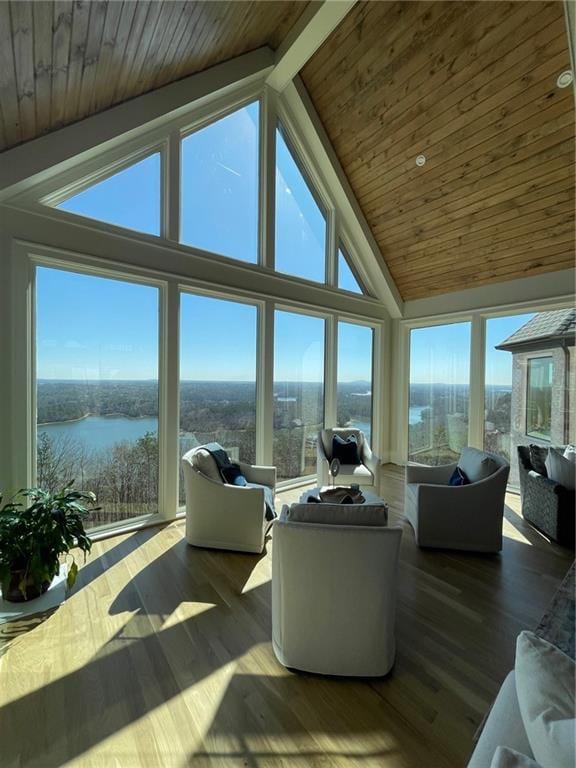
[0,466,572,768]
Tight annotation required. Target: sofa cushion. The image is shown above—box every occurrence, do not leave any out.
[515,631,575,768]
[332,434,361,465]
[467,671,533,768]
[459,447,499,484]
[490,747,543,768]
[545,448,576,491]
[191,448,222,482]
[529,444,549,476]
[287,502,388,527]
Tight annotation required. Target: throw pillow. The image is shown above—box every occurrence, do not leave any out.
[490,746,543,768]
[529,444,549,476]
[220,464,247,486]
[449,466,470,486]
[458,446,499,483]
[563,445,576,464]
[515,631,575,768]
[545,448,576,491]
[332,434,361,466]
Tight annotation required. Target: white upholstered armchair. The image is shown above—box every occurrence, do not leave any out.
[181,446,276,554]
[272,502,401,677]
[405,447,510,553]
[317,428,380,488]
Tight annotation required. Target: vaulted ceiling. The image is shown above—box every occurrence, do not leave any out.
[1,0,574,302]
[0,0,308,149]
[302,0,575,299]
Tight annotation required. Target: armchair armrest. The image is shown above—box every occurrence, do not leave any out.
[406,462,457,486]
[240,462,276,489]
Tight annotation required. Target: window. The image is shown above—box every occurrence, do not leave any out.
[527,357,553,440]
[181,102,259,263]
[275,127,327,283]
[35,267,159,529]
[274,310,325,480]
[338,247,364,294]
[56,153,161,235]
[408,322,471,465]
[484,313,534,471]
[337,322,373,443]
[179,293,258,503]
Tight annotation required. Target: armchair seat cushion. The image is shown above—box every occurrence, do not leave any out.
[339,463,373,481]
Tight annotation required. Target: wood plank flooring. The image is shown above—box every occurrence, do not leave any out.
[0,466,572,767]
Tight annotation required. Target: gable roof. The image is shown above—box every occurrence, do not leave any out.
[496,308,576,351]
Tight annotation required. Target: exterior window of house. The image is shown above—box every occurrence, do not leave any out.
[181,102,259,263]
[526,357,553,440]
[36,267,160,530]
[408,322,471,465]
[274,310,325,480]
[56,153,161,235]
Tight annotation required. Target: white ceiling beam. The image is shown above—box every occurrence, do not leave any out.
[266,0,357,93]
[0,47,274,201]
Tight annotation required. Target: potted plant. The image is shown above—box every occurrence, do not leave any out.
[0,483,97,602]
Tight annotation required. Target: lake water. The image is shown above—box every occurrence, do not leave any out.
[38,415,158,452]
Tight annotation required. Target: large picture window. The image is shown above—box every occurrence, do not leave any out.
[274,310,325,481]
[526,357,553,441]
[180,102,259,263]
[408,322,471,465]
[179,293,258,502]
[35,267,160,529]
[275,127,327,284]
[337,322,373,443]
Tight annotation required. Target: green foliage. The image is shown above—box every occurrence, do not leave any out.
[0,483,97,597]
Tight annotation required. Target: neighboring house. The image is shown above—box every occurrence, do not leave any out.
[496,309,576,485]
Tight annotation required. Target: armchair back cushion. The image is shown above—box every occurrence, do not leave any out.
[286,502,388,527]
[459,447,499,484]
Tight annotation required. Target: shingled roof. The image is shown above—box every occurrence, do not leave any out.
[496,309,576,351]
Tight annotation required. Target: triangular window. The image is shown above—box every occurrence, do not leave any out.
[55,153,161,236]
[180,101,259,263]
[338,246,365,294]
[275,125,327,283]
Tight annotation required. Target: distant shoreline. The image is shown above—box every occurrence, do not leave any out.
[38,414,158,427]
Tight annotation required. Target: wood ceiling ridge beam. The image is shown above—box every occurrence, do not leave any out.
[314,0,547,134]
[383,200,575,255]
[266,0,358,93]
[350,98,572,212]
[366,149,573,231]
[363,129,575,218]
[385,213,574,265]
[357,118,575,204]
[344,40,571,179]
[374,185,575,245]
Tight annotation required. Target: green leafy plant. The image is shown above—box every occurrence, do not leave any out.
[0,483,97,601]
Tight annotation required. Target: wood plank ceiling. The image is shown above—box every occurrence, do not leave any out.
[302,1,575,300]
[0,0,308,152]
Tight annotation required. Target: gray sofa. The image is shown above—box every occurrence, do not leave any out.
[517,445,575,547]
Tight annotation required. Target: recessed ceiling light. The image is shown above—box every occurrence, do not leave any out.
[557,70,573,88]
[416,154,426,167]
